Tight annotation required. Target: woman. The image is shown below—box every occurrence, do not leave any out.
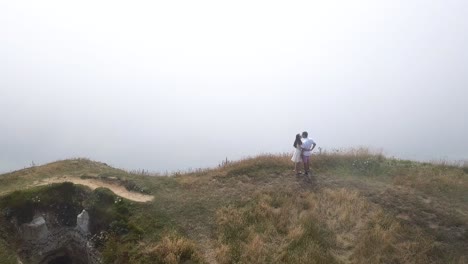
[291,134,303,175]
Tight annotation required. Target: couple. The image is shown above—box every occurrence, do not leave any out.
[291,131,316,176]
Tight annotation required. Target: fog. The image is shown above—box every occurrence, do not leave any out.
[1,0,467,173]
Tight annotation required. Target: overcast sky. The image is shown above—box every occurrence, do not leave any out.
[1,0,467,173]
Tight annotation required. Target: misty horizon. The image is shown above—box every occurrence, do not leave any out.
[1,1,467,173]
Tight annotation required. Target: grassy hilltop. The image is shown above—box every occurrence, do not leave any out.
[0,150,467,264]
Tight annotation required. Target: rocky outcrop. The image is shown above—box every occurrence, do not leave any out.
[20,216,49,241]
[77,210,90,233]
[18,212,101,264]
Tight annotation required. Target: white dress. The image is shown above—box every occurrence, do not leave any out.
[291,146,302,163]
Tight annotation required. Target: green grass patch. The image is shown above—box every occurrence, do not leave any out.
[0,182,87,225]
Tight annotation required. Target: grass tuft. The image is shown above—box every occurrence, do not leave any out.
[128,234,203,264]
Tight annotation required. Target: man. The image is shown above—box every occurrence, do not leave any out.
[301,131,316,176]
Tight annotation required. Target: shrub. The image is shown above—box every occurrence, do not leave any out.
[85,187,140,237]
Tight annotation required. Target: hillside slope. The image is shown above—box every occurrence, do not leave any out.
[0,151,467,264]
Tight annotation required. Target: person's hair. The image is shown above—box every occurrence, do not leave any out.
[293,134,302,148]
[302,131,308,138]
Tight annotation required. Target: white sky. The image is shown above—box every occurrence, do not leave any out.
[1,0,468,172]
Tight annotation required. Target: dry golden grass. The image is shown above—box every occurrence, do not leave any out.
[214,188,340,263]
[136,234,203,264]
[352,211,440,264]
[1,151,467,263]
[213,186,452,264]
[392,163,468,208]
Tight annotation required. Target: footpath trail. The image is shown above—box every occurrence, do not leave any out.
[31,176,154,202]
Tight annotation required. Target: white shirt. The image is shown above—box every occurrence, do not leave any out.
[301,137,316,156]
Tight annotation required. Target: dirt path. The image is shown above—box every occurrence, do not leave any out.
[34,176,154,202]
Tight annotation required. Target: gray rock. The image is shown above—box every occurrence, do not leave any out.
[76,210,89,233]
[20,216,48,241]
